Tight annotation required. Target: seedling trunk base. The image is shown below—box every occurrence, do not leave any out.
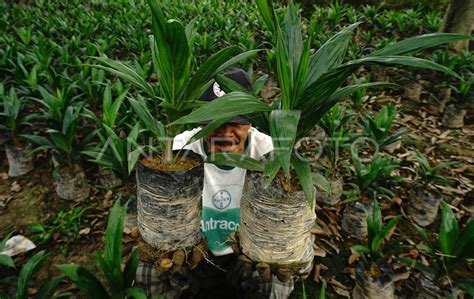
[342,201,373,239]
[98,167,123,188]
[53,164,90,201]
[353,260,395,299]
[239,171,316,275]
[408,185,442,227]
[123,198,138,229]
[404,82,422,101]
[384,139,402,154]
[415,274,442,299]
[5,143,34,177]
[442,104,466,129]
[316,178,342,206]
[137,150,203,251]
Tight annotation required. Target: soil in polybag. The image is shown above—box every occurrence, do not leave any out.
[239,170,316,273]
[137,150,204,251]
[353,260,395,299]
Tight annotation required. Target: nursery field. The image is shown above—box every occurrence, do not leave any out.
[0,0,473,298]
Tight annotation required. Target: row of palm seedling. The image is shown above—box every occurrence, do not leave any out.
[2,0,469,107]
[402,47,473,129]
[1,0,263,90]
[309,83,462,221]
[302,96,471,296]
[0,79,138,199]
[350,200,474,298]
[307,104,470,297]
[311,2,442,40]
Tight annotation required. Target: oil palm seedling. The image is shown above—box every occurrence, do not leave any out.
[82,87,143,229]
[75,66,106,111]
[349,75,372,112]
[352,201,402,299]
[362,28,378,45]
[30,206,88,255]
[442,75,473,129]
[456,50,474,73]
[32,86,81,130]
[342,149,400,239]
[8,54,39,94]
[346,6,360,24]
[0,87,34,177]
[93,1,259,163]
[320,104,354,158]
[24,86,93,201]
[91,0,259,268]
[93,81,131,130]
[246,67,269,98]
[375,36,396,50]
[408,149,457,227]
[424,10,441,32]
[374,14,392,35]
[0,249,68,299]
[385,10,407,36]
[430,49,461,71]
[83,123,142,188]
[316,105,354,206]
[401,202,474,297]
[196,31,218,53]
[325,1,347,26]
[359,102,405,152]
[58,200,147,299]
[31,38,55,75]
[83,81,136,188]
[0,232,14,269]
[450,75,474,104]
[172,0,469,280]
[361,3,382,21]
[403,9,423,34]
[349,149,400,201]
[14,59,39,92]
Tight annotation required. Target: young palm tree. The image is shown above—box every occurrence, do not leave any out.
[91,0,263,258]
[92,0,260,164]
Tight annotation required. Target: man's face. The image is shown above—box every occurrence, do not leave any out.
[203,123,251,154]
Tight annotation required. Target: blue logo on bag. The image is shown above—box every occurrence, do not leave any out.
[212,190,232,210]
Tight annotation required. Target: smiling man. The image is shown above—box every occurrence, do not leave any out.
[204,122,251,154]
[172,68,273,256]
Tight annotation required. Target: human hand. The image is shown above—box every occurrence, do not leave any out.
[138,237,208,273]
[229,232,312,283]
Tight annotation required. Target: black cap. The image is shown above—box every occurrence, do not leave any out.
[200,68,251,125]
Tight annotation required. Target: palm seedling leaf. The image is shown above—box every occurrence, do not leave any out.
[16,251,48,299]
[207,153,265,172]
[439,202,459,256]
[170,92,271,125]
[90,58,155,97]
[370,33,474,57]
[269,110,301,177]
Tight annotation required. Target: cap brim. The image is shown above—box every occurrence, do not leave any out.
[201,116,250,125]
